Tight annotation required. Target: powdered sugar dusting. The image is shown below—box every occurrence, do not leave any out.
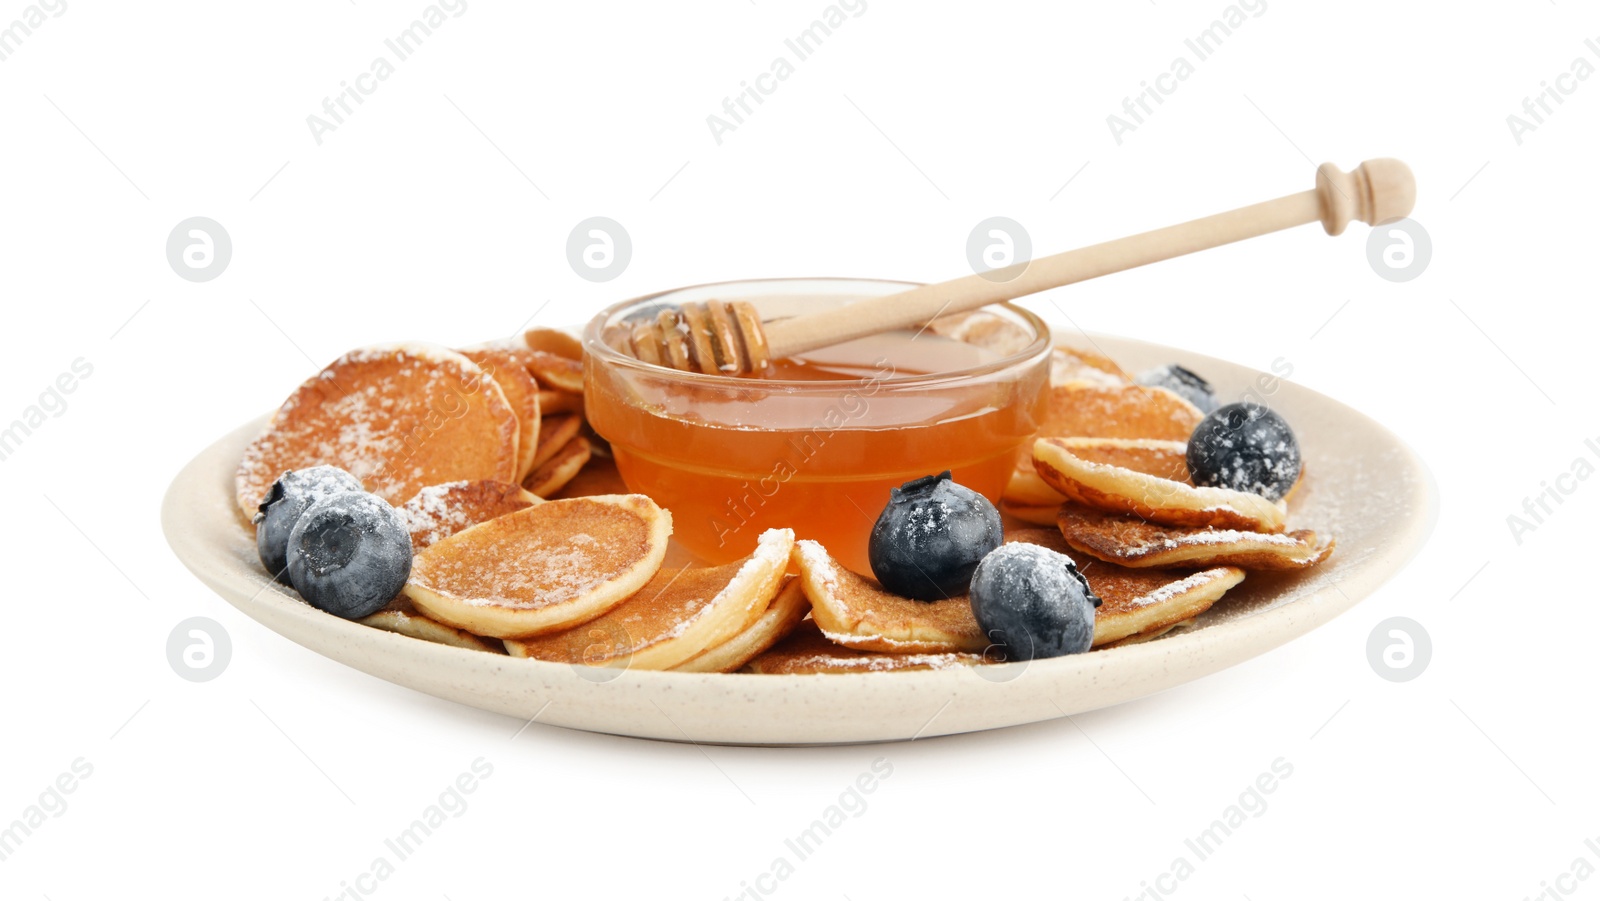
[1128,569,1232,609]
[796,539,839,591]
[236,342,515,514]
[1138,527,1298,553]
[779,648,982,673]
[397,481,475,547]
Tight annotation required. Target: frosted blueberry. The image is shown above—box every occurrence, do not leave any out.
[1186,402,1302,501]
[286,492,413,619]
[254,466,365,582]
[868,471,1002,601]
[969,543,1100,660]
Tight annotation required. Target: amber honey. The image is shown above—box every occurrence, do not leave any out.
[585,321,1049,575]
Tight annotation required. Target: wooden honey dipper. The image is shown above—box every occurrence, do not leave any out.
[625,158,1415,374]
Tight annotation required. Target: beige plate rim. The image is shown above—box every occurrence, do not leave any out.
[161,331,1437,746]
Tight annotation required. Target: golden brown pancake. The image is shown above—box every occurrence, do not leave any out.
[1056,505,1334,571]
[1005,437,1188,509]
[792,539,987,654]
[524,350,584,393]
[552,454,630,500]
[1003,375,1194,517]
[506,528,793,670]
[404,494,672,639]
[1039,382,1202,440]
[536,389,583,415]
[522,327,584,361]
[1000,498,1061,527]
[467,338,586,395]
[924,309,1036,355]
[745,622,987,674]
[1005,455,1066,507]
[1034,437,1286,533]
[235,343,519,517]
[461,348,542,480]
[360,597,500,652]
[1066,438,1190,480]
[523,435,591,498]
[1051,344,1130,386]
[1004,529,1245,647]
[398,480,541,549]
[1102,617,1198,648]
[531,414,582,470]
[672,578,811,673]
[1083,561,1243,647]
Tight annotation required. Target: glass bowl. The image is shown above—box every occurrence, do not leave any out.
[582,277,1051,574]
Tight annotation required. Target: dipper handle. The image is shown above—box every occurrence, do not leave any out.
[626,159,1416,373]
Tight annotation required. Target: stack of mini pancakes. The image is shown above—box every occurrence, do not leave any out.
[234,335,1333,674]
[997,345,1335,643]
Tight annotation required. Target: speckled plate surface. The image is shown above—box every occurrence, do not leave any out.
[162,332,1435,746]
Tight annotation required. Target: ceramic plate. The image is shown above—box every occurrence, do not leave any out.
[162,332,1435,745]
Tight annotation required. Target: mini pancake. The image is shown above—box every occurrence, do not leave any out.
[1051,344,1130,387]
[1004,437,1186,509]
[1102,617,1199,648]
[1083,564,1243,647]
[531,414,582,470]
[745,622,986,674]
[398,480,541,549]
[360,597,500,653]
[1039,382,1202,440]
[506,528,794,670]
[672,578,811,673]
[1004,529,1245,647]
[468,338,585,395]
[552,454,631,500]
[536,389,583,415]
[461,348,542,480]
[1005,454,1067,507]
[1034,437,1286,533]
[235,343,519,517]
[1000,498,1061,527]
[1057,505,1334,571]
[792,539,987,654]
[404,494,672,639]
[524,350,584,393]
[523,435,591,498]
[1004,382,1195,518]
[1066,437,1190,480]
[522,327,584,361]
[924,310,1035,355]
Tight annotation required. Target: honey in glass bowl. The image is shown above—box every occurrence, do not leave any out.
[583,278,1051,575]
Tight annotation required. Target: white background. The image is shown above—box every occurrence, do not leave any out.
[2,1,1596,898]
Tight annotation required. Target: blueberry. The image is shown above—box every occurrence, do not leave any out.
[969,543,1100,660]
[869,471,1002,601]
[1137,364,1218,413]
[285,492,413,619]
[1186,402,1302,501]
[254,466,365,582]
